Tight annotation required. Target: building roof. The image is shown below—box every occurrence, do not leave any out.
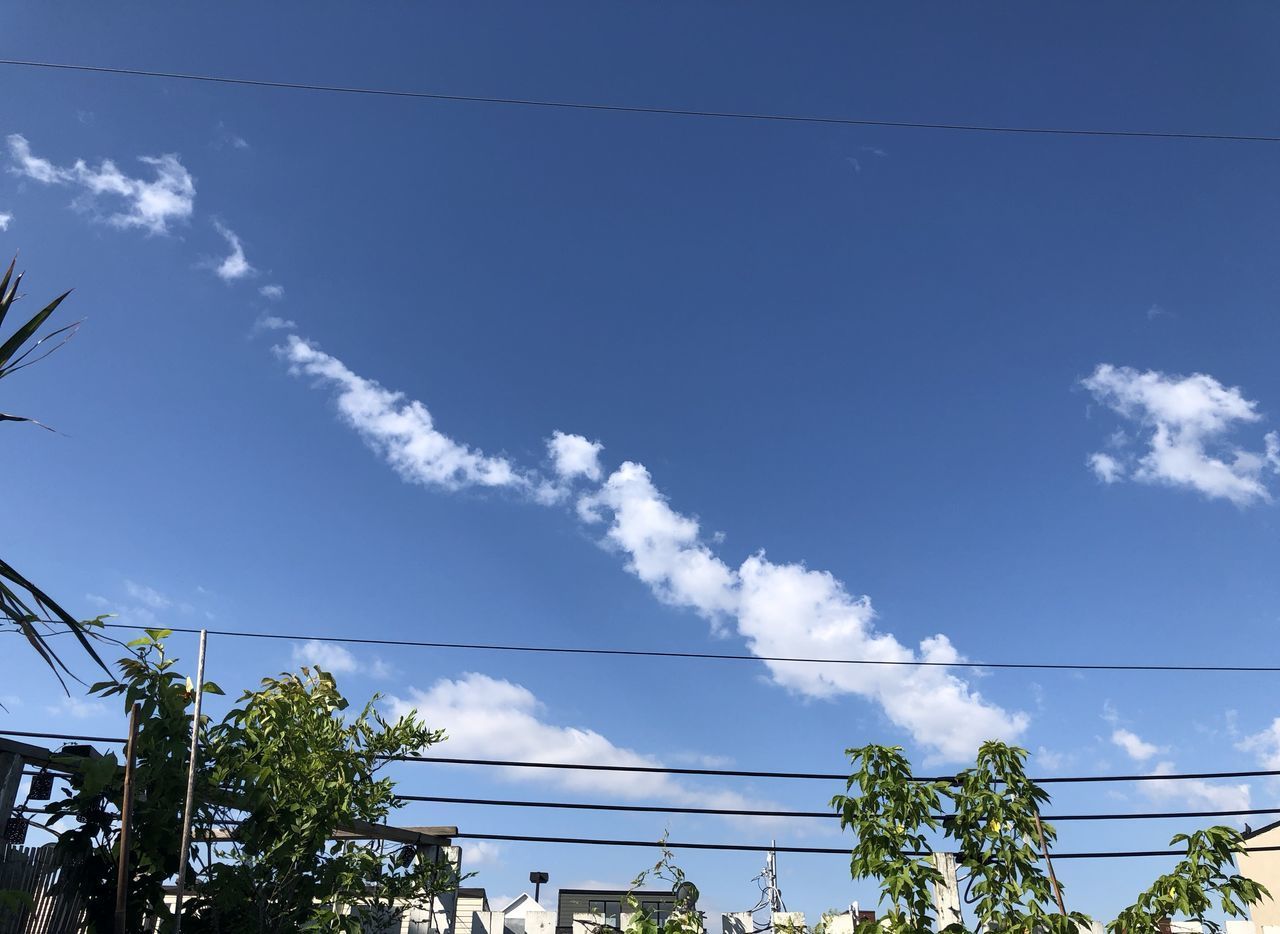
[1244,817,1280,840]
[557,889,677,897]
[503,893,548,916]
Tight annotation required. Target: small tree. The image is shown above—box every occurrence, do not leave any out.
[836,742,1269,934]
[949,742,1089,934]
[195,666,446,933]
[618,843,703,934]
[832,744,948,934]
[1109,827,1268,934]
[40,629,222,932]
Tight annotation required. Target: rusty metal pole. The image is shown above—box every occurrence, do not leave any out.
[173,628,208,934]
[115,701,141,934]
[1034,810,1067,915]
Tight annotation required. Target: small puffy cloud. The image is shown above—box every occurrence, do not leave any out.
[278,335,528,492]
[548,431,603,482]
[213,220,254,281]
[1238,717,1280,769]
[259,284,285,300]
[252,314,297,333]
[6,133,195,235]
[8,134,68,184]
[464,841,502,868]
[124,579,171,610]
[1088,452,1124,484]
[0,212,11,231]
[1111,728,1162,762]
[291,640,392,678]
[1081,364,1279,505]
[292,640,360,673]
[1145,760,1250,811]
[46,695,108,719]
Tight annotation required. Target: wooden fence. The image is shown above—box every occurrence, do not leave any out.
[0,844,86,934]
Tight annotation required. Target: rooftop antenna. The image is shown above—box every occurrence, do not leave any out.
[766,841,783,912]
[746,840,786,931]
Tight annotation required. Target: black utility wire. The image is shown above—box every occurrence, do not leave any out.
[397,794,1280,824]
[3,731,1278,786]
[388,753,1280,785]
[88,622,1280,674]
[2,59,1279,144]
[451,833,1280,860]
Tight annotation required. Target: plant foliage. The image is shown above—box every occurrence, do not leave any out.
[0,255,109,688]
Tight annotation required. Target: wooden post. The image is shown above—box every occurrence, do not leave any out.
[1034,810,1067,915]
[932,852,963,929]
[115,702,141,934]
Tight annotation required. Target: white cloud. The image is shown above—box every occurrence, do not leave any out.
[278,335,527,492]
[259,284,285,300]
[283,339,1027,762]
[463,841,502,868]
[8,134,67,184]
[1145,760,1250,811]
[46,695,108,719]
[0,212,11,231]
[292,640,360,673]
[1088,452,1124,484]
[253,314,297,333]
[213,220,253,281]
[386,672,773,812]
[1082,364,1280,505]
[6,133,195,235]
[1035,746,1066,771]
[549,431,603,482]
[1238,717,1280,769]
[291,640,392,679]
[1111,728,1162,762]
[124,579,171,610]
[576,462,1026,762]
[578,463,739,628]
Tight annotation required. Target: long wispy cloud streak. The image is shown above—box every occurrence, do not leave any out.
[280,335,1027,761]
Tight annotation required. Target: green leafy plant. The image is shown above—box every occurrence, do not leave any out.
[36,629,222,932]
[832,744,948,934]
[1108,827,1268,934]
[836,742,1270,934]
[0,256,110,688]
[194,665,446,933]
[949,742,1089,934]
[620,842,703,934]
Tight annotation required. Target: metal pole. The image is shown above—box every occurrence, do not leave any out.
[173,629,208,934]
[115,701,141,934]
[1034,810,1067,915]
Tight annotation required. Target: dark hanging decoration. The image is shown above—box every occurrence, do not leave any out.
[3,815,28,845]
[29,771,54,801]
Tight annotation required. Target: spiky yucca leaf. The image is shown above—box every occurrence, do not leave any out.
[1,256,110,685]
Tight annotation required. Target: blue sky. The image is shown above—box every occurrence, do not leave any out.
[4,0,1280,922]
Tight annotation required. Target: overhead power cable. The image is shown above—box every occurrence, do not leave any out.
[81,621,1280,675]
[388,753,1280,785]
[4,732,1273,786]
[451,832,1280,860]
[3,59,1280,144]
[397,793,1280,824]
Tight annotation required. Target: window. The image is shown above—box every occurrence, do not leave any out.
[588,900,621,929]
[640,901,667,929]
